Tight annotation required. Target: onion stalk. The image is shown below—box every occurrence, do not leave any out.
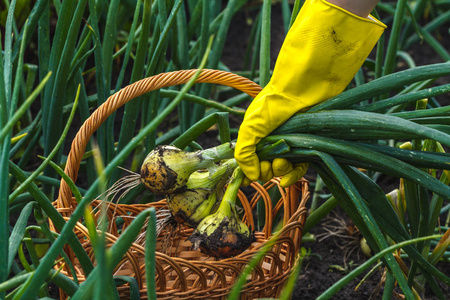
[167,159,238,227]
[189,167,255,258]
[140,143,234,194]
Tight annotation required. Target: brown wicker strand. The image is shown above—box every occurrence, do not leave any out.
[237,189,255,230]
[252,181,274,238]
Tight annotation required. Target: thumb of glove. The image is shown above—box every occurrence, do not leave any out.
[235,134,261,181]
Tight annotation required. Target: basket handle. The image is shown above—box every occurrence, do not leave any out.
[57,69,262,210]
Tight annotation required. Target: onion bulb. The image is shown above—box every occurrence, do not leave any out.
[189,167,255,258]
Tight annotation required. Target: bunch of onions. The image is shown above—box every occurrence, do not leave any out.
[188,166,255,258]
[139,143,254,258]
[166,158,238,227]
[140,143,234,194]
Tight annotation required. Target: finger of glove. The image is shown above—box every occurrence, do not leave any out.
[241,176,252,187]
[241,161,273,186]
[259,161,273,182]
[280,162,309,188]
[235,147,261,182]
[272,158,294,177]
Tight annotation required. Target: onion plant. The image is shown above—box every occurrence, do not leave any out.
[2,0,450,299]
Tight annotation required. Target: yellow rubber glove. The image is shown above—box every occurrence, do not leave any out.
[235,0,386,183]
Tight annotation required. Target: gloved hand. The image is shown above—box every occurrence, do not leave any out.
[235,0,386,185]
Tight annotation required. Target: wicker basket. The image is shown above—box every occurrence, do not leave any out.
[52,69,310,299]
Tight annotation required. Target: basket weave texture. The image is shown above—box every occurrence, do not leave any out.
[52,69,310,299]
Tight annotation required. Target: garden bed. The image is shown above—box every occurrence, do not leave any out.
[3,1,450,299]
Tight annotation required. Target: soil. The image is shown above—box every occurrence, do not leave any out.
[293,205,387,300]
[291,202,450,300]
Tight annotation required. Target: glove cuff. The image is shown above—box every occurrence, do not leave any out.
[323,0,386,29]
[270,0,386,104]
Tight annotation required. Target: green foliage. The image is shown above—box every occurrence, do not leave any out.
[1,0,449,299]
